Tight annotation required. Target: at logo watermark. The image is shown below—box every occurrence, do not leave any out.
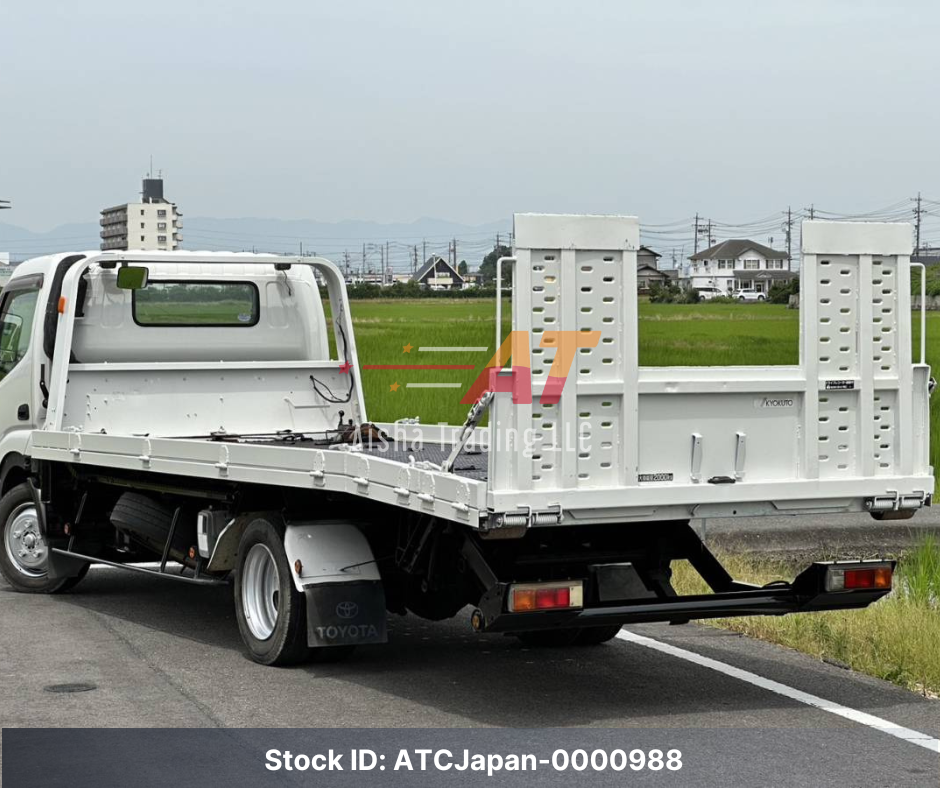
[461,331,600,406]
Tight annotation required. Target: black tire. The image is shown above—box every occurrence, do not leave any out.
[234,515,311,666]
[870,509,917,521]
[757,295,765,302]
[309,644,356,664]
[574,625,623,646]
[738,296,746,302]
[516,628,582,648]
[110,492,191,563]
[0,483,88,594]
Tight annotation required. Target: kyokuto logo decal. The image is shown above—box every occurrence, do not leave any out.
[756,396,795,408]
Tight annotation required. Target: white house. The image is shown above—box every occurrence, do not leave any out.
[685,239,792,294]
[411,255,464,290]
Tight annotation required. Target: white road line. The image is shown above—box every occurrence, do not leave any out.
[418,346,489,352]
[616,630,940,754]
[405,383,464,388]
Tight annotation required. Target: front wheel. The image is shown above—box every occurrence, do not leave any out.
[0,483,88,593]
[757,295,765,302]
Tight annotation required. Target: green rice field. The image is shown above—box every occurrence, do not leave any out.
[335,299,939,483]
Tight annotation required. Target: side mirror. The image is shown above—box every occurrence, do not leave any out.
[116,266,150,290]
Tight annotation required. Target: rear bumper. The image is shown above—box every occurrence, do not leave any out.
[474,561,895,633]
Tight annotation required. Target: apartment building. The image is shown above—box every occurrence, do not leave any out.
[100,177,183,251]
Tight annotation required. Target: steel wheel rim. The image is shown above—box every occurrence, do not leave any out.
[4,504,49,578]
[242,543,280,641]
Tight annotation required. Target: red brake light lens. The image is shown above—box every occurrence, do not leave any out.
[844,569,874,589]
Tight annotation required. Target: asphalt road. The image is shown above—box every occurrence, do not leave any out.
[1,564,938,786]
[695,505,940,559]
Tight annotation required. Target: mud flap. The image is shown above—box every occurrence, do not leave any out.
[46,546,89,581]
[304,580,388,648]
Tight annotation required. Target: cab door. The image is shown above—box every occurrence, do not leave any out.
[0,275,43,444]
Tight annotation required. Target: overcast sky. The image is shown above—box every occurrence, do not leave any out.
[2,0,938,234]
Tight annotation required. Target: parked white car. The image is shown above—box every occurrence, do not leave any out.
[733,288,766,302]
[695,286,725,301]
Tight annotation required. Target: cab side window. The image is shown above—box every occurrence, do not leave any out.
[0,286,40,382]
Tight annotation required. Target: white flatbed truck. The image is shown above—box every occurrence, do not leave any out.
[0,214,933,665]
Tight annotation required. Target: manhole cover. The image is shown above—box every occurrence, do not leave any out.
[43,682,97,694]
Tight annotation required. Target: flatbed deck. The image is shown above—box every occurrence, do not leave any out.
[235,437,490,482]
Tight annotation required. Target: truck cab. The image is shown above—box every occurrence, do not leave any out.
[0,255,59,496]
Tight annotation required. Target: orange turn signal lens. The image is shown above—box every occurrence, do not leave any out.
[58,296,67,314]
[513,589,537,612]
[873,566,893,589]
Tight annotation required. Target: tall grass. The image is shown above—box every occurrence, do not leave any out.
[671,538,940,695]
[899,534,940,606]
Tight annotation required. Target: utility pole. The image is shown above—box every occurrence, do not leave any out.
[299,241,303,257]
[694,214,712,252]
[423,239,427,266]
[913,192,924,256]
[806,204,815,220]
[361,243,366,276]
[784,206,793,262]
[452,238,458,268]
[343,249,351,277]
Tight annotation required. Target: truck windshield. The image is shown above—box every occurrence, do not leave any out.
[0,287,39,381]
[133,281,260,327]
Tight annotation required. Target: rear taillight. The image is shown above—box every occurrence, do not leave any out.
[508,581,583,612]
[826,563,893,592]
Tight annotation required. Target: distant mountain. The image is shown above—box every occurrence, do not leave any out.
[0,216,512,270]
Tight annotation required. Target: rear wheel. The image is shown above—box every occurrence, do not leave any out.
[234,516,310,666]
[0,484,88,593]
[233,514,355,666]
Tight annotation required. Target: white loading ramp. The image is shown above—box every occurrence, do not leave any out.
[485,215,933,525]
